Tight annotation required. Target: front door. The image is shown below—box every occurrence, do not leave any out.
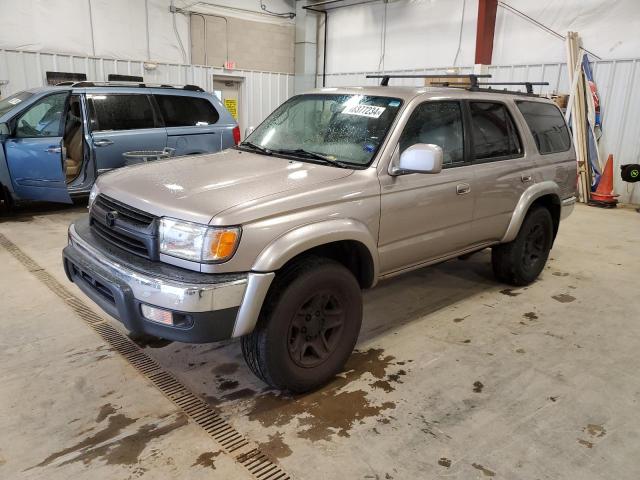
[86,93,167,172]
[4,92,72,203]
[378,101,475,275]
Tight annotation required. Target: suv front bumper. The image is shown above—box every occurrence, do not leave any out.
[62,219,274,343]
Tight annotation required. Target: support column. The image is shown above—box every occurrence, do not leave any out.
[475,0,498,65]
[294,3,318,94]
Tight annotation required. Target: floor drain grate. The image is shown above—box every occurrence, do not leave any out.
[0,232,291,480]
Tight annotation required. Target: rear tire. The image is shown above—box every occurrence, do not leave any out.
[492,206,553,286]
[241,256,362,393]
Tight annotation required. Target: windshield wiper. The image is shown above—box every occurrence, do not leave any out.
[238,141,272,155]
[272,148,351,168]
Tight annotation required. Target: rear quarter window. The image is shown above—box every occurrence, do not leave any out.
[516,101,572,154]
[155,95,220,127]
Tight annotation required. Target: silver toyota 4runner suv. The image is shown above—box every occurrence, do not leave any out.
[63,81,576,392]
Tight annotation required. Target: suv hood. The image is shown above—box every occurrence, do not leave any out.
[98,149,354,225]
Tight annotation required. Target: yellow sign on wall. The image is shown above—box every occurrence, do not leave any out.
[224,99,238,120]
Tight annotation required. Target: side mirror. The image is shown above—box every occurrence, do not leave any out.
[244,126,255,138]
[390,143,443,175]
[0,122,9,137]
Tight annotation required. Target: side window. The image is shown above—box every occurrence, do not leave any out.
[14,93,68,138]
[516,101,571,154]
[155,95,220,127]
[398,101,465,166]
[469,102,522,160]
[87,94,157,131]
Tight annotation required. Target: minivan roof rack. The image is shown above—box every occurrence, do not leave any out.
[68,81,205,92]
[366,74,491,88]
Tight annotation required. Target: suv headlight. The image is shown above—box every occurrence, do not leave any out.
[159,218,241,263]
[88,183,100,210]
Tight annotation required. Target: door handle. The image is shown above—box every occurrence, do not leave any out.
[521,174,533,183]
[456,183,471,195]
[46,146,62,154]
[93,139,113,147]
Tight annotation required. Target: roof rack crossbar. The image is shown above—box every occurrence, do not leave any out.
[477,81,549,94]
[366,73,491,88]
[68,81,204,92]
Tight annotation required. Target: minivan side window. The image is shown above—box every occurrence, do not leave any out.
[469,102,522,161]
[87,94,157,131]
[14,93,68,138]
[516,101,572,154]
[155,95,220,127]
[399,101,465,166]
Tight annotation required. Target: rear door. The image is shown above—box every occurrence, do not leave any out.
[4,91,72,203]
[467,100,531,243]
[154,93,229,155]
[86,92,167,172]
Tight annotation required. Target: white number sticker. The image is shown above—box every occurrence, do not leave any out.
[342,104,386,118]
[8,98,22,105]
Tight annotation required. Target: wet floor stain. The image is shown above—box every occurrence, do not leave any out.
[523,312,538,320]
[515,348,526,354]
[191,451,220,469]
[127,333,173,349]
[31,409,187,468]
[584,424,606,438]
[96,403,118,423]
[472,463,496,477]
[247,348,398,441]
[500,288,520,297]
[213,363,240,375]
[257,431,293,460]
[473,381,484,393]
[453,315,470,323]
[552,293,576,303]
[549,396,558,402]
[438,457,451,468]
[577,438,594,448]
[217,379,240,391]
[552,272,570,277]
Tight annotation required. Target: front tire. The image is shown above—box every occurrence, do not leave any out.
[241,256,362,393]
[492,206,554,286]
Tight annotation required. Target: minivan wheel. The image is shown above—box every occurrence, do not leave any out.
[241,256,362,393]
[491,206,553,286]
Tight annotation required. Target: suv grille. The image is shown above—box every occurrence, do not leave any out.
[90,194,158,260]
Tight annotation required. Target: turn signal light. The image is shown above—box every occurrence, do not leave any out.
[208,230,239,260]
[141,304,173,325]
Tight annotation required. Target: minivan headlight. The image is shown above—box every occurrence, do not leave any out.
[159,218,240,263]
[88,183,100,210]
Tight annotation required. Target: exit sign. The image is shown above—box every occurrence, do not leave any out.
[224,60,236,71]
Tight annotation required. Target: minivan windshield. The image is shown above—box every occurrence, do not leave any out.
[0,91,34,118]
[241,94,403,167]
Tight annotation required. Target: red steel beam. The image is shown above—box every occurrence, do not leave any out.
[475,0,498,64]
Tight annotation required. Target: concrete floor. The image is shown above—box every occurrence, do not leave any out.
[0,203,639,479]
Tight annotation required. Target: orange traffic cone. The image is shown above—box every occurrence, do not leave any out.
[589,154,619,208]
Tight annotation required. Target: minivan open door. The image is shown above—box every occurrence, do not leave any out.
[3,92,72,204]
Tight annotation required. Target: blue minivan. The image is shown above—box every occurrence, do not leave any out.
[0,82,239,208]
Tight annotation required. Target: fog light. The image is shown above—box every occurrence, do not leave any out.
[141,304,174,325]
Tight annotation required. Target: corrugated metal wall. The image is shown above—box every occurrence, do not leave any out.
[321,59,640,204]
[0,48,294,138]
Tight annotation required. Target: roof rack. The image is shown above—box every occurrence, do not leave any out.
[367,74,491,88]
[476,82,549,94]
[66,81,205,92]
[366,74,548,96]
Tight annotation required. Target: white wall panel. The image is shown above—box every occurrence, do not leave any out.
[322,58,640,205]
[0,49,293,140]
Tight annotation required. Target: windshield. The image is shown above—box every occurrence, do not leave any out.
[0,91,34,118]
[243,94,403,166]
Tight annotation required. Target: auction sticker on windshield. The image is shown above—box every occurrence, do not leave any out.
[342,104,386,118]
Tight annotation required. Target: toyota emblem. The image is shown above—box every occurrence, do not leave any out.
[105,210,118,227]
